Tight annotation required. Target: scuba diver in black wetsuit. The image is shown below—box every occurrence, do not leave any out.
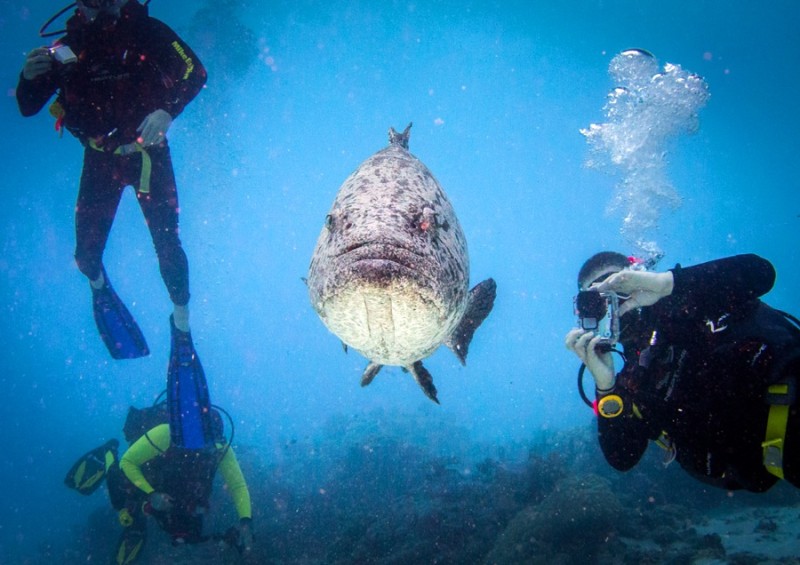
[16,0,207,358]
[566,252,800,492]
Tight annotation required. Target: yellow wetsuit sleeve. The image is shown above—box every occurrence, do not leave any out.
[119,423,171,495]
[218,446,252,520]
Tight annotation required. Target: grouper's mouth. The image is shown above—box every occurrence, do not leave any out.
[337,242,436,279]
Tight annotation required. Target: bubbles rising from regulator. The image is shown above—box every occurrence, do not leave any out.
[581,49,709,259]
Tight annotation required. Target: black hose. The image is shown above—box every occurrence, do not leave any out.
[39,3,76,38]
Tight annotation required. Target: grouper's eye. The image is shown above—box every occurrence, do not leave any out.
[326,211,352,233]
[418,207,437,233]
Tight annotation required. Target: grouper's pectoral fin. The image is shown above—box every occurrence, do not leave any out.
[407,361,439,404]
[445,277,497,365]
[360,362,382,387]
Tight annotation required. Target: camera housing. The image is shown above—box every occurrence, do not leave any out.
[49,44,77,65]
[575,290,620,348]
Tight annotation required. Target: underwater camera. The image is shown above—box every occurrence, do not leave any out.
[49,44,77,65]
[574,289,620,351]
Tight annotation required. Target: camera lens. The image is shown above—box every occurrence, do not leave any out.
[575,290,608,320]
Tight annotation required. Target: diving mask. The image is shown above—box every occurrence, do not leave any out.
[77,0,128,23]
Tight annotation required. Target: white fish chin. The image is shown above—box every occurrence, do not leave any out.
[319,280,461,366]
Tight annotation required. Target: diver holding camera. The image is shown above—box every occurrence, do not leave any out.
[565,251,800,492]
[17,0,207,358]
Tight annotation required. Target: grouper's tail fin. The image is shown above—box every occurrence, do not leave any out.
[445,278,497,365]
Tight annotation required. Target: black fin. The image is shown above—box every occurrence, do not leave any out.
[64,439,119,495]
[115,525,146,565]
[361,362,382,387]
[409,361,439,404]
[446,278,497,365]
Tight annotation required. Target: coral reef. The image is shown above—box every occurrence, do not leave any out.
[484,473,622,565]
[43,413,800,564]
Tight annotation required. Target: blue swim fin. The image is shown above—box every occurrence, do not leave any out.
[92,270,149,359]
[167,316,214,449]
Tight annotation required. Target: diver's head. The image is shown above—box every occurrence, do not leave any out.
[578,251,629,291]
[77,0,129,25]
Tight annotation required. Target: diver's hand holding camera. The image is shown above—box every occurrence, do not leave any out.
[22,44,77,81]
[22,47,54,80]
[566,328,616,390]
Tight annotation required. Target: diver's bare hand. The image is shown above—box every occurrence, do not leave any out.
[593,270,674,317]
[565,328,615,390]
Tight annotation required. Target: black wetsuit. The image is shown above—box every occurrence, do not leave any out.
[16,1,206,306]
[598,254,800,492]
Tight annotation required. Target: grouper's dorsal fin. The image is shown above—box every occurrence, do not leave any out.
[445,278,497,365]
[388,122,413,149]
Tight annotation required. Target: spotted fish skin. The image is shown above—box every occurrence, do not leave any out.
[307,123,496,403]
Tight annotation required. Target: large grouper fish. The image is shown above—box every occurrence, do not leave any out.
[307,123,496,403]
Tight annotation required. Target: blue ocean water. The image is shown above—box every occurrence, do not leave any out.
[1,1,799,562]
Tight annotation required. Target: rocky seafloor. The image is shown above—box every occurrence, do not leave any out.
[32,409,800,564]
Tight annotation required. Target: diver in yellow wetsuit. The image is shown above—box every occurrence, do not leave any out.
[109,419,253,564]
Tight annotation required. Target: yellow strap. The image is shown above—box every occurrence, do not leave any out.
[87,140,152,194]
[762,383,791,479]
[133,144,152,194]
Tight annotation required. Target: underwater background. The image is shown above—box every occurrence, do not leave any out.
[1,0,799,563]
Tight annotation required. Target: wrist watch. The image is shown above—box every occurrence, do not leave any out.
[597,394,624,418]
